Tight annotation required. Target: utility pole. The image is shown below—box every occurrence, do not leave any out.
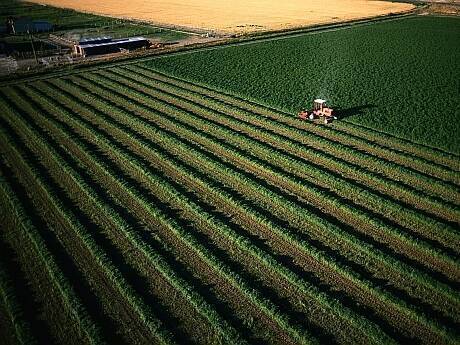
[6,17,15,34]
[28,29,38,64]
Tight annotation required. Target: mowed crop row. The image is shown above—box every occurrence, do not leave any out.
[1,83,378,344]
[0,94,181,345]
[1,88,248,345]
[60,72,460,290]
[0,65,459,345]
[127,65,460,205]
[36,77,452,342]
[69,67,455,280]
[93,67,460,244]
[18,81,391,345]
[13,78,452,344]
[56,73,460,311]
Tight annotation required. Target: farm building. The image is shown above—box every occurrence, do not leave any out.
[73,36,149,57]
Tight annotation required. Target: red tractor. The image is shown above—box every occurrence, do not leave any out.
[298,99,337,124]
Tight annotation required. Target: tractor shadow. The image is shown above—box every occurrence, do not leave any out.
[335,104,375,119]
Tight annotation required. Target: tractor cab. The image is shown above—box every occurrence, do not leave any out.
[313,99,327,112]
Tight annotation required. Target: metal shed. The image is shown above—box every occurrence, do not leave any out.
[74,36,149,57]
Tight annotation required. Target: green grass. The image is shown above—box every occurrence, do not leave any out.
[144,16,460,154]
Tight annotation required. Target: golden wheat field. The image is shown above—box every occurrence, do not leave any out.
[27,0,414,33]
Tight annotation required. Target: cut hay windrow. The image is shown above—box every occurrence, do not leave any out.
[56,73,460,320]
[16,83,322,345]
[29,76,460,344]
[98,67,460,242]
[69,70,455,282]
[0,116,107,345]
[125,65,460,206]
[36,79,401,345]
[0,253,37,345]
[1,98,179,345]
[4,86,247,345]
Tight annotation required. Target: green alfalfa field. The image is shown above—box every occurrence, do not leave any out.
[0,14,459,345]
[146,16,460,154]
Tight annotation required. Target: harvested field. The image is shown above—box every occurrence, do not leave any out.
[26,0,414,34]
[1,65,459,345]
[1,13,459,345]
